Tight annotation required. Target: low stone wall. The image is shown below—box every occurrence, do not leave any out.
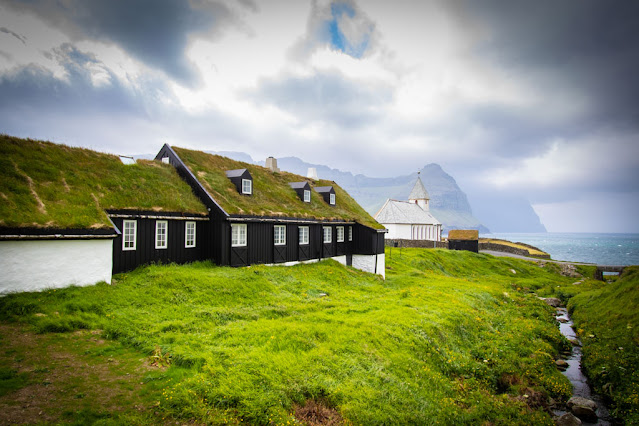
[479,242,551,259]
[385,239,448,249]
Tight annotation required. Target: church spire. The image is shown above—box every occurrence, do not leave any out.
[409,173,430,211]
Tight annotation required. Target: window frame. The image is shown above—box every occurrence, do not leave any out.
[323,226,332,243]
[122,220,137,251]
[155,220,168,249]
[303,189,311,203]
[231,223,247,247]
[348,226,353,242]
[185,221,196,248]
[329,193,336,205]
[337,226,345,242]
[274,225,286,246]
[241,179,252,195]
[299,226,309,245]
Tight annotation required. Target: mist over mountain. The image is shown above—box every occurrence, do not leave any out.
[205,151,545,233]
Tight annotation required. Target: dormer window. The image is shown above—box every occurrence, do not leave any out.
[242,179,252,195]
[289,181,311,203]
[226,169,253,195]
[315,186,336,206]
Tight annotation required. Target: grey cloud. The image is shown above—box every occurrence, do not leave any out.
[465,0,639,129]
[1,26,27,44]
[3,0,250,86]
[248,71,392,128]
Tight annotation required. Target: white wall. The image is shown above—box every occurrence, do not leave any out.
[352,253,385,279]
[383,223,412,239]
[0,239,113,294]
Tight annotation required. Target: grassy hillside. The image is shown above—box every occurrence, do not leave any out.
[565,267,639,423]
[0,135,207,229]
[1,249,582,424]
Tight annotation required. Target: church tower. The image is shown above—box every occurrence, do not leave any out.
[408,173,430,211]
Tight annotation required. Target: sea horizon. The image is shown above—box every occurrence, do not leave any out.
[480,231,639,266]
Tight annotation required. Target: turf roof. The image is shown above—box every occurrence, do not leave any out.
[173,146,384,229]
[0,135,208,230]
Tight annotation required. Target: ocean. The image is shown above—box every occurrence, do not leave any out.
[481,232,639,266]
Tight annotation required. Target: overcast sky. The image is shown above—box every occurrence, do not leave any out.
[1,0,638,233]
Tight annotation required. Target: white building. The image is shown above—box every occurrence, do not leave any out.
[374,175,442,241]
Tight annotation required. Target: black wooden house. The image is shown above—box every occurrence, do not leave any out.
[1,135,386,295]
[155,144,386,274]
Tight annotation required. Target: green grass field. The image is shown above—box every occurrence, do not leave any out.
[1,248,636,424]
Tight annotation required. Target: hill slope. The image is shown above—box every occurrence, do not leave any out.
[0,249,579,424]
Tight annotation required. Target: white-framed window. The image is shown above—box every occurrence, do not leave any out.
[303,189,311,203]
[337,226,345,242]
[299,226,309,245]
[232,223,247,247]
[348,226,353,242]
[274,225,286,245]
[242,179,252,194]
[323,226,332,243]
[161,157,169,164]
[329,193,335,205]
[122,220,137,251]
[185,221,196,248]
[155,220,168,249]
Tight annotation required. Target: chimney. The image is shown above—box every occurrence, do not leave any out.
[266,156,280,172]
[307,167,318,181]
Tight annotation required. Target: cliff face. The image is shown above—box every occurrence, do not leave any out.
[274,159,489,233]
[213,151,544,233]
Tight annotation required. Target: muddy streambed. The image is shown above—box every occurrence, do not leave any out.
[554,306,612,425]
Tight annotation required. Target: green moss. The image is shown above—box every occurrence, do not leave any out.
[173,146,383,229]
[0,135,207,229]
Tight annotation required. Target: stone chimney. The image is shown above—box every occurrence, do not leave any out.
[266,156,280,172]
[307,167,319,180]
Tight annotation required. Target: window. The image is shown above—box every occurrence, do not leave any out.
[337,226,345,242]
[123,220,137,251]
[232,223,247,247]
[155,220,168,249]
[161,156,169,164]
[323,226,332,243]
[299,226,309,245]
[274,225,286,245]
[242,179,252,194]
[303,189,311,203]
[329,193,335,205]
[348,226,353,242]
[185,221,196,248]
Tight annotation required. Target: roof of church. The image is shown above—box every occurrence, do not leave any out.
[408,176,430,200]
[374,199,441,225]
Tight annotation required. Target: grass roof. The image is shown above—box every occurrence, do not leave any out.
[448,229,479,240]
[173,147,384,229]
[0,135,207,230]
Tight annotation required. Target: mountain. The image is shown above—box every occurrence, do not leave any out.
[204,151,545,233]
[261,157,489,233]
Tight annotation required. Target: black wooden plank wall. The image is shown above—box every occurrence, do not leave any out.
[111,217,208,274]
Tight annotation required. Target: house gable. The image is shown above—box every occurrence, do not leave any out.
[171,146,383,229]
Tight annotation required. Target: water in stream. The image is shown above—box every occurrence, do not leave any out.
[554,307,612,425]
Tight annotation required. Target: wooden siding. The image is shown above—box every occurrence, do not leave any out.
[111,217,208,273]
[449,240,479,253]
[352,224,385,255]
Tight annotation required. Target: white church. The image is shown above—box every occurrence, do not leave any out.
[374,175,443,242]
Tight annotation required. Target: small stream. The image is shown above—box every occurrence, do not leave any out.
[554,307,612,425]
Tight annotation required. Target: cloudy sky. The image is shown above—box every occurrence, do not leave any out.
[1,0,638,232]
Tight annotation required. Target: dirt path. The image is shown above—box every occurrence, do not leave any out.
[0,323,155,424]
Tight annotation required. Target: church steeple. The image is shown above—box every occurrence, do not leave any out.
[408,173,430,211]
